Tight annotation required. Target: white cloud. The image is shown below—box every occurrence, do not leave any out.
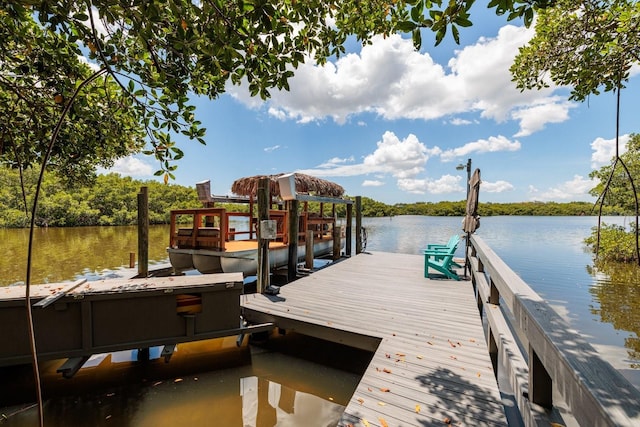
[297,131,466,195]
[481,180,514,193]
[440,135,520,162]
[449,118,474,126]
[528,175,595,201]
[227,25,571,135]
[397,175,463,195]
[101,156,154,177]
[317,156,355,168]
[298,131,436,179]
[511,98,576,137]
[591,134,630,168]
[264,145,281,152]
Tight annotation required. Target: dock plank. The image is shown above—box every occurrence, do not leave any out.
[241,251,507,426]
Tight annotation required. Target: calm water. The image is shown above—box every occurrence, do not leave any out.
[2,215,639,424]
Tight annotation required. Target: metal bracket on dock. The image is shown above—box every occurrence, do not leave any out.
[161,344,176,363]
[236,322,275,347]
[56,356,90,379]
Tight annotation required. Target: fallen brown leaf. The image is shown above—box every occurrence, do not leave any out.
[380,387,390,392]
[362,420,371,427]
[377,401,386,406]
[379,417,389,427]
[415,404,421,413]
[357,398,364,404]
[383,368,392,374]
[444,417,452,424]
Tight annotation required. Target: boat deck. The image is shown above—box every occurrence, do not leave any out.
[241,251,507,426]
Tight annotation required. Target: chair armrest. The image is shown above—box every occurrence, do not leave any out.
[424,250,453,256]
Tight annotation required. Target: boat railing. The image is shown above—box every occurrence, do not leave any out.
[467,234,640,426]
[225,212,254,240]
[301,212,336,240]
[170,207,340,250]
[169,208,227,251]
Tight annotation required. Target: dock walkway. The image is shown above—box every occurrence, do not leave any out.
[242,251,507,426]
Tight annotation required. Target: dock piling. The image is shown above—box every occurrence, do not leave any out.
[137,187,149,278]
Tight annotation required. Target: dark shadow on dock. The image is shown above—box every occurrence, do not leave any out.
[341,366,507,426]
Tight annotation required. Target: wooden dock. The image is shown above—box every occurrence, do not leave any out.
[242,251,507,426]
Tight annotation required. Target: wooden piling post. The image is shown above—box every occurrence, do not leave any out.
[129,252,135,269]
[346,203,353,257]
[332,225,341,261]
[305,230,314,269]
[355,196,362,254]
[137,186,149,277]
[287,199,299,282]
[257,178,270,294]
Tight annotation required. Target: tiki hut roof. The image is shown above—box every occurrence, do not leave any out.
[231,173,345,198]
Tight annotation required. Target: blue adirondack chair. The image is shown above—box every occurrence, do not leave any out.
[424,241,461,280]
[426,234,460,252]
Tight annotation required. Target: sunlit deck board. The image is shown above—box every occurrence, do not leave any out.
[241,251,507,426]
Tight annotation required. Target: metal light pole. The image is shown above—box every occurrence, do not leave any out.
[456,158,472,279]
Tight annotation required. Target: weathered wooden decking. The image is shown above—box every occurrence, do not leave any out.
[242,251,507,426]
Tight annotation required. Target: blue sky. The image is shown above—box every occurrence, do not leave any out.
[104,8,639,205]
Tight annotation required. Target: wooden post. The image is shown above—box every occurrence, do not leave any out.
[257,178,270,294]
[287,199,299,282]
[129,252,135,268]
[332,225,341,261]
[489,278,499,305]
[346,203,353,257]
[488,329,498,378]
[137,186,149,277]
[355,196,362,254]
[305,230,314,269]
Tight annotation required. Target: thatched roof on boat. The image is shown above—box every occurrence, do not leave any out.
[231,173,345,198]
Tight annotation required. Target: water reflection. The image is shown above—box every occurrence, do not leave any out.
[588,261,640,368]
[0,334,366,426]
[0,225,171,286]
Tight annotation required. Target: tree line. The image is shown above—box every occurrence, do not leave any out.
[1,166,627,229]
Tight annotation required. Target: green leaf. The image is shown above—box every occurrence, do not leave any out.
[412,29,423,50]
[396,21,418,33]
[452,24,460,44]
